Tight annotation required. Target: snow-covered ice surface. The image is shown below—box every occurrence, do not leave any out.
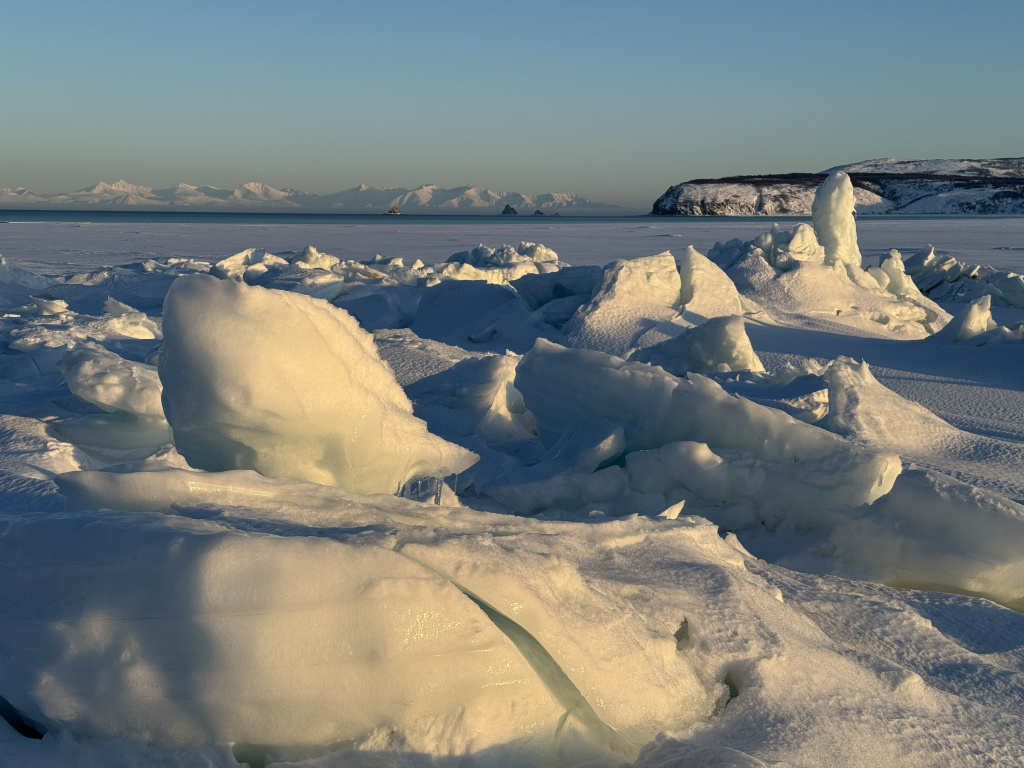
[4,214,1024,274]
[2,197,1024,767]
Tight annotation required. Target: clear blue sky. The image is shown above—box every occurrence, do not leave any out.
[4,0,1022,208]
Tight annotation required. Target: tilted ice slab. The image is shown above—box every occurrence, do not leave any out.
[931,294,1024,343]
[560,252,683,356]
[0,506,574,753]
[211,242,566,302]
[159,275,477,494]
[18,472,728,759]
[631,315,764,376]
[58,343,164,419]
[512,339,899,525]
[677,245,749,323]
[53,343,172,462]
[7,469,1024,765]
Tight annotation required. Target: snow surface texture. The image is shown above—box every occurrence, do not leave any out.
[2,185,1024,766]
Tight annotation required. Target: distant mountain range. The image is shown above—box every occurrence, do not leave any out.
[0,181,617,214]
[652,158,1024,216]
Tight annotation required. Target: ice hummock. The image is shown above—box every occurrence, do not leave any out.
[707,220,950,338]
[510,338,899,524]
[559,252,683,356]
[631,315,764,376]
[159,274,477,494]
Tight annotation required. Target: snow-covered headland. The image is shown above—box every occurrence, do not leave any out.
[2,173,1024,766]
[652,157,1024,215]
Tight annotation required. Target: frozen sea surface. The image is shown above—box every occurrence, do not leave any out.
[2,212,1023,273]
[3,202,1024,767]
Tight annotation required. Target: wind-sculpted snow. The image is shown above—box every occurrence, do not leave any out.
[2,187,1024,765]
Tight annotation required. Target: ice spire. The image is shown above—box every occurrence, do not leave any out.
[812,171,862,268]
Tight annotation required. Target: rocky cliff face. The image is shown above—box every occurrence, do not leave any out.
[652,159,1024,216]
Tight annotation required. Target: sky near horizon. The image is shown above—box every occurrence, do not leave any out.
[4,0,1023,209]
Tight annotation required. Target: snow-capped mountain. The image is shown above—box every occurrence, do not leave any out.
[652,158,1024,215]
[0,181,616,213]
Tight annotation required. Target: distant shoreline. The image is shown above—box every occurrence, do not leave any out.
[0,208,646,223]
[3,209,1023,226]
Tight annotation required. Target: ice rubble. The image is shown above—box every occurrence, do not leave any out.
[438,241,564,283]
[35,257,209,315]
[903,243,1024,309]
[3,180,1024,766]
[707,230,949,338]
[159,275,477,494]
[506,339,899,524]
[0,296,161,381]
[212,241,566,296]
[705,172,951,339]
